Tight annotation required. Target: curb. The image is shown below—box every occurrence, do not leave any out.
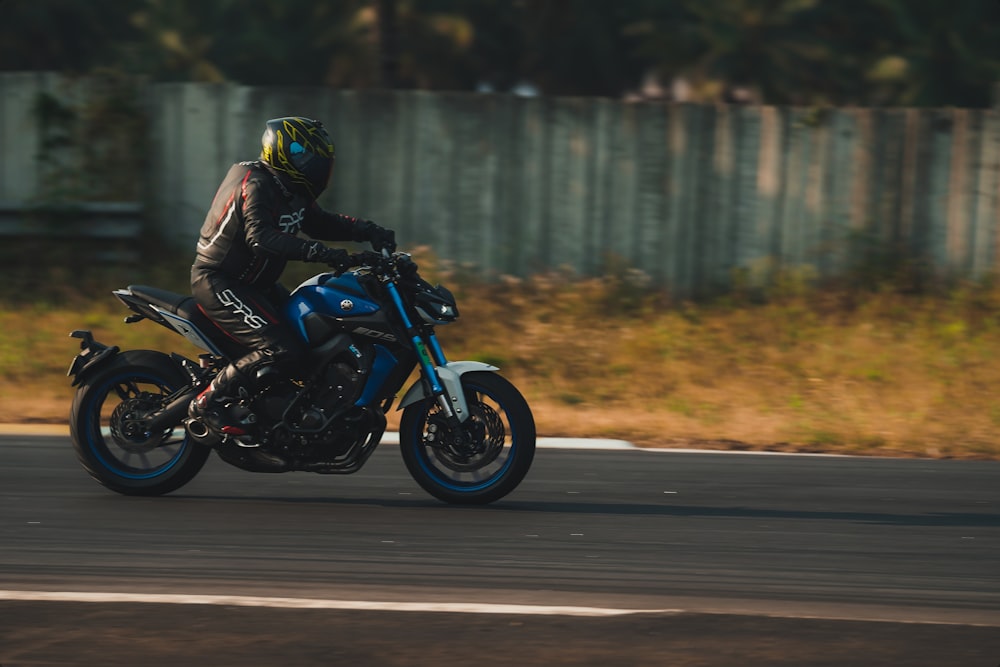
[0,424,636,451]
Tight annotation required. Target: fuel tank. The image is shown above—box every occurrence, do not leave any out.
[286,271,384,344]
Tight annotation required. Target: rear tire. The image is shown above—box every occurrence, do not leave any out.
[399,372,535,505]
[69,350,210,496]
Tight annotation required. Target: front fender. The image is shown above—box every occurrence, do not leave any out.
[397,361,499,422]
[67,330,120,387]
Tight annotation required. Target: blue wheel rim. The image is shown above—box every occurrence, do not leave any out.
[411,380,517,493]
[83,372,189,480]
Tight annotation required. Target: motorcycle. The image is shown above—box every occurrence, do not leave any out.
[66,249,535,504]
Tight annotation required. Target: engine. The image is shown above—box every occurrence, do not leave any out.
[254,351,369,457]
[295,361,362,428]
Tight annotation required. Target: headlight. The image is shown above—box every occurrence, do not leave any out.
[414,287,459,324]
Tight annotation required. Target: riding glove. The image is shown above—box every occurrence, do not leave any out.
[360,220,397,253]
[308,243,352,273]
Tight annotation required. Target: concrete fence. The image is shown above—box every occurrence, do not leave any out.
[3,73,999,295]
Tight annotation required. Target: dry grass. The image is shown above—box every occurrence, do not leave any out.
[434,264,1000,460]
[3,248,1000,460]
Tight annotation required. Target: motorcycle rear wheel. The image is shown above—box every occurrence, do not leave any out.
[399,371,535,505]
[69,350,210,496]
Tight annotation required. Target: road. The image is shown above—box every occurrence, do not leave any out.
[1,435,998,666]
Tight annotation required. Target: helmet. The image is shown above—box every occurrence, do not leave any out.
[260,117,335,198]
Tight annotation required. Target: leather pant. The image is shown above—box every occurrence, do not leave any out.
[191,266,306,393]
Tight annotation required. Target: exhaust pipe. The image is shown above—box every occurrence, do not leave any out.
[184,417,221,446]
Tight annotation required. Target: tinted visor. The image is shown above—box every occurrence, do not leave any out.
[289,141,333,196]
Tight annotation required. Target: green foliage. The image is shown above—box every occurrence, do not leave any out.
[0,0,136,74]
[2,0,999,107]
[32,70,150,203]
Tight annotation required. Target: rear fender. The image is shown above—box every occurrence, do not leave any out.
[67,330,120,387]
[397,361,499,422]
[113,288,166,324]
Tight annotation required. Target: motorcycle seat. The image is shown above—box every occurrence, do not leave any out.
[127,284,189,314]
[126,284,247,358]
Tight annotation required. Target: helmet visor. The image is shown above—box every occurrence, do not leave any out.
[289,141,333,196]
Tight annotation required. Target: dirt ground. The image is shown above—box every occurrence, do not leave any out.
[3,602,998,667]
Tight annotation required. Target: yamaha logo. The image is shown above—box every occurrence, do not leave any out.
[340,299,354,312]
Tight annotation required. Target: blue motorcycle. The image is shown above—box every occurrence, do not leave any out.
[67,250,535,504]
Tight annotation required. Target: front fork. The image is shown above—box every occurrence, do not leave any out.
[384,280,470,423]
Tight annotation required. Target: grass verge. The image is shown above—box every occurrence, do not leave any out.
[3,247,1000,460]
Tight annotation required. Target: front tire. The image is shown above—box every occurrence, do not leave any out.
[69,350,210,496]
[399,372,535,504]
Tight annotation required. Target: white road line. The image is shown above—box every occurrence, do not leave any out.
[2,590,996,626]
[0,426,862,455]
[373,432,636,450]
[0,425,636,451]
[0,590,676,617]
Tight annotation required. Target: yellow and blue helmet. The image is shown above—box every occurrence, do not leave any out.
[260,117,335,198]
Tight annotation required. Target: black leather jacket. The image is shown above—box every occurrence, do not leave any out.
[193,161,371,287]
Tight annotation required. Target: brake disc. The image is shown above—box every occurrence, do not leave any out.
[424,403,505,472]
[109,396,169,451]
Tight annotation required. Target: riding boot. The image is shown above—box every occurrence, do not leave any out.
[189,364,258,437]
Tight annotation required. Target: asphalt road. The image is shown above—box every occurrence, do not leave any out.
[1,435,999,666]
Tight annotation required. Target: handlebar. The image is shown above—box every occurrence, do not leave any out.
[331,250,414,279]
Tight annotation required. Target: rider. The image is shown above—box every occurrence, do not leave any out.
[189,116,396,436]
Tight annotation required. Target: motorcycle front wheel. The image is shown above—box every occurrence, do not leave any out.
[69,350,210,496]
[399,371,536,505]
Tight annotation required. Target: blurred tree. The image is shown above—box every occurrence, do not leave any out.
[868,0,1000,108]
[0,0,135,72]
[126,0,227,82]
[401,0,651,96]
[3,0,1000,107]
[509,0,648,96]
[629,0,1000,107]
[385,0,476,89]
[126,0,372,85]
[630,0,876,104]
[375,0,401,87]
